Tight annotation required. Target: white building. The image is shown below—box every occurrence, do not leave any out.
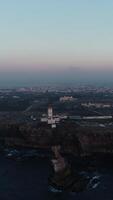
[60,96,75,102]
[83,116,112,120]
[81,102,111,108]
[48,106,53,118]
[41,106,68,128]
[41,106,60,128]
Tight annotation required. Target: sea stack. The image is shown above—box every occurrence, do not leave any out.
[49,146,89,192]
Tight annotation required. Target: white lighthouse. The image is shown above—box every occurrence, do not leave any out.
[41,105,60,128]
[48,106,53,118]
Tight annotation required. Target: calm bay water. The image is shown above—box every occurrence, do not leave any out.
[0,154,113,200]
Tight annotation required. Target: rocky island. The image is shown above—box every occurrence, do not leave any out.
[49,146,100,193]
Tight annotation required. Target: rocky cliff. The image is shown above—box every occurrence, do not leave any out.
[0,122,113,155]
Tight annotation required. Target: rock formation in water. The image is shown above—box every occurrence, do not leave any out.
[49,146,90,192]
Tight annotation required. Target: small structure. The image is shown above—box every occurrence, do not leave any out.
[41,106,60,128]
[48,106,53,118]
[60,96,75,102]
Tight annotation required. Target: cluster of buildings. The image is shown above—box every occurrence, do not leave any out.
[81,102,112,108]
[59,96,75,102]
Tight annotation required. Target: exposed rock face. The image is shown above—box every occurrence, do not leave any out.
[77,127,113,155]
[51,125,113,155]
[51,146,66,172]
[49,146,89,192]
[0,122,113,155]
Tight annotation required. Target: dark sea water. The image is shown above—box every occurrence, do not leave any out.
[0,154,113,200]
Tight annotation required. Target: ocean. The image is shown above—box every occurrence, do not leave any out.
[0,153,113,200]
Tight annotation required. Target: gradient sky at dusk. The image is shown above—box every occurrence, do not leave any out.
[0,0,113,86]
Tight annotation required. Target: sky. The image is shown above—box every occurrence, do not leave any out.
[0,0,113,86]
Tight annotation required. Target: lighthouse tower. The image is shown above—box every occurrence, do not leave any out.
[48,106,53,118]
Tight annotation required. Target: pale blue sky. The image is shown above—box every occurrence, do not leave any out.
[0,0,113,86]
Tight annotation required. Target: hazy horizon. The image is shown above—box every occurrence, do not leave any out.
[0,67,113,88]
[0,0,113,87]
